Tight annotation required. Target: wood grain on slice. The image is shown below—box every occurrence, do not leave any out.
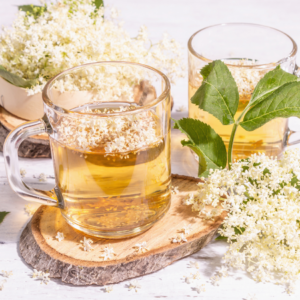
[0,107,51,158]
[19,174,226,286]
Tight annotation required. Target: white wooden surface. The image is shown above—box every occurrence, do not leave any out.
[1,0,300,299]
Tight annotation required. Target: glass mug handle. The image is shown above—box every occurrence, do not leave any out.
[3,115,63,208]
[285,64,300,147]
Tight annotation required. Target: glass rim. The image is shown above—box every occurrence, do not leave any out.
[42,61,171,117]
[187,22,298,69]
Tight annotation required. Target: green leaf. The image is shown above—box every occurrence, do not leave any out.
[249,65,298,107]
[93,0,104,9]
[0,212,9,225]
[173,118,227,177]
[240,81,300,131]
[18,5,46,19]
[215,235,228,241]
[191,60,239,125]
[0,65,39,88]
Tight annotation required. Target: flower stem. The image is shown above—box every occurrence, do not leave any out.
[228,123,238,169]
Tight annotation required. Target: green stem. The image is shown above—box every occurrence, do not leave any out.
[228,107,249,169]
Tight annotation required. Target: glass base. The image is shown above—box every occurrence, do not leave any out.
[61,201,171,239]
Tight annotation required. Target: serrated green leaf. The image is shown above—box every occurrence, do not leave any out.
[0,65,39,88]
[173,118,227,177]
[93,0,104,9]
[240,81,300,131]
[0,212,9,224]
[191,60,239,125]
[249,65,298,107]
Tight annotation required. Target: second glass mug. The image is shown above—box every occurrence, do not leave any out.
[188,23,300,161]
[4,61,171,239]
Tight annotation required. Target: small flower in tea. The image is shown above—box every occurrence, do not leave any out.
[20,168,26,178]
[104,285,114,293]
[128,280,141,292]
[100,245,116,261]
[133,241,148,254]
[80,237,94,252]
[24,204,39,216]
[55,232,64,242]
[1,270,13,278]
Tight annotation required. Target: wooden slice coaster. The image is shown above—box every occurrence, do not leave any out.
[19,174,226,286]
[0,107,51,158]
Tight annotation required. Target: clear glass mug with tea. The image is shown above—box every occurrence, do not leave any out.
[4,62,171,239]
[188,23,300,161]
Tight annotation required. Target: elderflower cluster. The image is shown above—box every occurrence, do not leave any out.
[56,106,162,154]
[0,0,184,95]
[183,149,300,292]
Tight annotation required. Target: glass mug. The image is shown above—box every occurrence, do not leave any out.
[188,23,300,161]
[4,62,171,239]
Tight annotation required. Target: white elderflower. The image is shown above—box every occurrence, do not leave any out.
[1,270,13,278]
[195,283,206,294]
[20,168,26,178]
[38,173,47,182]
[171,185,179,195]
[176,105,187,112]
[55,232,64,242]
[100,245,116,261]
[0,1,184,96]
[171,233,187,244]
[244,294,257,300]
[0,280,7,291]
[178,224,192,235]
[32,269,50,285]
[104,285,113,293]
[188,261,199,269]
[183,149,300,293]
[133,241,148,254]
[128,280,141,292]
[80,237,94,252]
[24,204,39,216]
[210,274,221,286]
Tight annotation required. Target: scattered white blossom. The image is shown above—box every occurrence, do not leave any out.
[100,245,116,261]
[183,272,201,284]
[183,149,300,293]
[210,274,221,286]
[24,204,39,216]
[55,232,64,242]
[32,269,50,285]
[217,266,228,278]
[1,270,13,278]
[171,185,179,195]
[133,241,148,254]
[0,280,7,291]
[176,105,187,112]
[171,233,187,244]
[244,293,257,300]
[188,261,199,269]
[80,237,94,252]
[128,280,141,292]
[178,224,192,235]
[20,168,26,178]
[0,0,184,95]
[104,285,114,293]
[38,173,47,182]
[195,283,206,294]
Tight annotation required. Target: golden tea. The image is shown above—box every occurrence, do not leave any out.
[188,60,287,161]
[51,105,171,237]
